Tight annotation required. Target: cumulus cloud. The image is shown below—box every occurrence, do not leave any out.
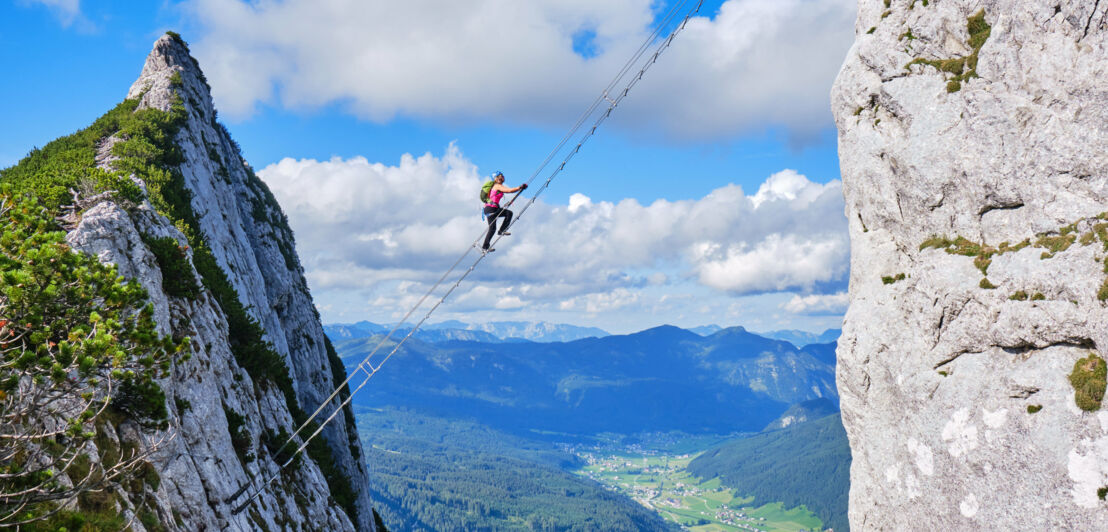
[691,233,848,294]
[260,143,482,270]
[182,0,855,139]
[257,146,848,315]
[781,292,849,315]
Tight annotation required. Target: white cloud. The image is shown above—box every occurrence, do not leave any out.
[260,143,483,271]
[182,0,855,139]
[691,233,849,294]
[781,291,849,315]
[567,193,592,214]
[257,145,849,318]
[559,288,640,314]
[20,0,86,28]
[751,168,828,208]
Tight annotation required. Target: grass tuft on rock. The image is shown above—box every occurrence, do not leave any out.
[904,9,991,92]
[1035,233,1076,258]
[1069,353,1107,411]
[882,273,906,285]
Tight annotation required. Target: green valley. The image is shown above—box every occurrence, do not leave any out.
[687,414,850,532]
[572,449,824,532]
[356,407,677,531]
[334,329,849,531]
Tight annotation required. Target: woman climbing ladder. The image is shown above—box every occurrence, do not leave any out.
[482,171,527,253]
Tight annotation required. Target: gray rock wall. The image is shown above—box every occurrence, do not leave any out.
[833,1,1108,529]
[66,35,374,530]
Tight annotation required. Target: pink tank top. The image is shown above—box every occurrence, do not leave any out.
[487,187,504,207]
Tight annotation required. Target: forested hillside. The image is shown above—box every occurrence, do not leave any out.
[359,408,676,532]
[687,413,851,532]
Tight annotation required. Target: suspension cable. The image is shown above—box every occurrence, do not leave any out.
[254,0,694,468]
[229,0,703,515]
[240,0,696,475]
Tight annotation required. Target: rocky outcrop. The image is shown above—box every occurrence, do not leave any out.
[763,398,840,431]
[833,1,1108,529]
[66,35,374,530]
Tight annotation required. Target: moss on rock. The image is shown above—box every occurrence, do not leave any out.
[1069,353,1107,411]
[905,9,991,92]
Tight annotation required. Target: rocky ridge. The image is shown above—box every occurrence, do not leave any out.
[833,1,1108,529]
[65,35,374,530]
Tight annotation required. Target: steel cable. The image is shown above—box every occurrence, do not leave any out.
[229,0,703,515]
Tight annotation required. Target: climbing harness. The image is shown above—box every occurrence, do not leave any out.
[227,0,704,516]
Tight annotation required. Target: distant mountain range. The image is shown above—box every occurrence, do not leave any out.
[688,324,723,336]
[325,320,842,348]
[332,324,838,435]
[757,328,842,347]
[686,326,841,348]
[324,320,608,343]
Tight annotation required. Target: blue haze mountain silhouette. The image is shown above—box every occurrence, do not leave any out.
[333,324,837,434]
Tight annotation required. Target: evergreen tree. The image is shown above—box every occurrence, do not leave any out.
[0,192,187,525]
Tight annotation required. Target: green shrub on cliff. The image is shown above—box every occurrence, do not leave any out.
[0,191,186,523]
[0,100,152,210]
[142,235,201,299]
[2,35,359,522]
[1069,353,1107,411]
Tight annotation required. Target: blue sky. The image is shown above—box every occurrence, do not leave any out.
[2,0,857,334]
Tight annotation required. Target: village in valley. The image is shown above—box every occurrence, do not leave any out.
[570,445,828,532]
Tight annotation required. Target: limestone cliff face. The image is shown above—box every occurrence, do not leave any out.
[65,36,374,530]
[833,1,1108,529]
